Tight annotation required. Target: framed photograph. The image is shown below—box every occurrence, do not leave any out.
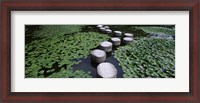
[1,0,199,102]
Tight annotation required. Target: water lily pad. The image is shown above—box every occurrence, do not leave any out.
[114,37,175,78]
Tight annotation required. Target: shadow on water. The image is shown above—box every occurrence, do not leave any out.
[81,25,99,32]
[25,25,42,44]
[72,25,150,78]
[38,62,67,77]
[72,52,124,78]
[27,25,150,78]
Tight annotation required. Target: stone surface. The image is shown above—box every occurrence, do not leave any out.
[105,29,112,34]
[90,49,106,63]
[97,25,103,28]
[97,62,117,78]
[111,37,121,46]
[114,31,122,37]
[100,41,113,52]
[123,37,133,44]
[124,33,133,38]
[104,26,110,29]
[99,27,106,33]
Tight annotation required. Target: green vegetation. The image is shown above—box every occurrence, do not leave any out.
[25,31,109,78]
[134,26,175,35]
[114,38,175,78]
[25,25,175,78]
[26,25,82,38]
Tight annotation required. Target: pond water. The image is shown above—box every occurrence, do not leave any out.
[25,25,150,78]
[71,25,149,78]
[25,25,41,44]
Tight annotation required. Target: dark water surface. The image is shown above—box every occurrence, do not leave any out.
[73,52,124,78]
[26,25,149,78]
[81,25,149,37]
[25,25,41,44]
[72,25,148,78]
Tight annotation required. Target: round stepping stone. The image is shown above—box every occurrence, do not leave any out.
[123,37,133,44]
[105,29,112,34]
[111,37,121,46]
[100,41,113,52]
[90,49,106,63]
[124,33,133,38]
[97,25,103,28]
[104,26,110,29]
[99,27,106,33]
[114,31,122,37]
[97,62,117,78]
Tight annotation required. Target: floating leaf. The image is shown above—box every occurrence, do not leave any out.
[114,37,175,78]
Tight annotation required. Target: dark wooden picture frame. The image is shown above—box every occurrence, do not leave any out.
[0,0,199,102]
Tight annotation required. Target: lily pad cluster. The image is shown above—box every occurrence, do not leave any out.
[25,32,109,78]
[26,25,82,38]
[114,38,175,78]
[134,26,175,35]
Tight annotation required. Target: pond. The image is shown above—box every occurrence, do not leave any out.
[72,25,148,78]
[25,25,175,78]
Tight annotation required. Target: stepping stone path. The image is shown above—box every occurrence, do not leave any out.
[99,27,106,33]
[90,49,106,63]
[91,25,135,78]
[111,37,121,46]
[99,41,113,52]
[123,37,133,44]
[97,62,117,78]
[124,33,133,38]
[104,26,110,29]
[114,31,122,37]
[105,29,112,34]
[97,25,103,28]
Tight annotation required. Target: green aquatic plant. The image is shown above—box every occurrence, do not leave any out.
[25,32,109,78]
[134,26,175,35]
[47,68,92,78]
[26,25,82,38]
[114,37,175,78]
